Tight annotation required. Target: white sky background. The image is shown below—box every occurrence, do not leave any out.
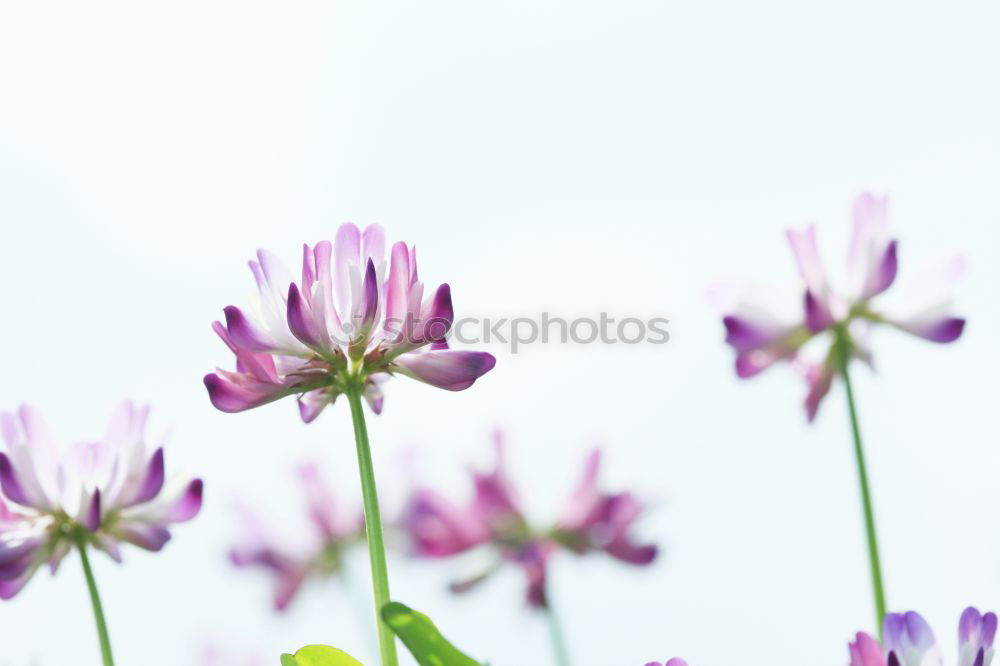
[1,2,999,665]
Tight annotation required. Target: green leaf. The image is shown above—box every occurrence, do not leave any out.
[278,645,364,666]
[381,601,482,666]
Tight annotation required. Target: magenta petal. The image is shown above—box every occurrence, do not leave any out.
[286,283,323,349]
[422,283,454,343]
[804,290,834,332]
[223,306,274,351]
[165,479,203,522]
[0,568,34,599]
[130,448,165,506]
[118,523,172,551]
[605,540,658,565]
[864,239,898,299]
[359,258,380,332]
[297,390,335,424]
[394,351,497,391]
[385,241,411,329]
[0,535,42,581]
[83,489,102,532]
[803,363,835,423]
[665,660,689,666]
[0,453,32,508]
[899,316,965,343]
[723,315,779,352]
[735,348,787,378]
[849,632,885,666]
[203,373,275,413]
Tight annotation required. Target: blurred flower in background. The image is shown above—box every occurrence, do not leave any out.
[402,432,657,608]
[848,607,996,666]
[720,192,966,420]
[203,222,496,422]
[645,660,688,666]
[229,463,364,611]
[0,402,202,598]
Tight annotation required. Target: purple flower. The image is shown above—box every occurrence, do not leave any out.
[645,661,688,666]
[721,193,966,420]
[0,403,202,599]
[402,433,657,608]
[204,223,496,421]
[848,608,996,666]
[229,463,364,611]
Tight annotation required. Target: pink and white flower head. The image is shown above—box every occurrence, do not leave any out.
[848,608,996,666]
[204,223,496,422]
[402,433,657,608]
[229,463,364,611]
[0,403,203,599]
[721,193,966,420]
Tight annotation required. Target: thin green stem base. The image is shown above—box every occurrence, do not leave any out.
[345,386,399,666]
[543,599,571,666]
[76,533,115,666]
[836,329,888,636]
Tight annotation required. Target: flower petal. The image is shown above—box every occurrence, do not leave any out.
[849,633,886,666]
[393,351,496,391]
[164,479,204,522]
[0,452,34,508]
[203,373,283,413]
[223,306,275,352]
[297,389,336,424]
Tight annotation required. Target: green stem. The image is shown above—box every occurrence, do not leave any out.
[76,533,115,666]
[836,331,888,637]
[345,386,399,666]
[543,599,571,666]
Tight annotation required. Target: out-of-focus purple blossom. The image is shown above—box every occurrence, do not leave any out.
[721,193,966,420]
[229,463,364,611]
[402,433,657,608]
[645,660,688,666]
[848,607,996,666]
[204,223,496,422]
[0,403,202,599]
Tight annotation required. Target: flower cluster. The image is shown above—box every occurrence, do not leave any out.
[722,193,965,419]
[0,403,202,598]
[849,607,995,666]
[229,463,364,610]
[204,223,496,422]
[402,433,657,607]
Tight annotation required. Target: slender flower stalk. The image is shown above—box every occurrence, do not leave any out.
[544,600,571,666]
[76,530,115,666]
[836,327,887,635]
[345,383,397,666]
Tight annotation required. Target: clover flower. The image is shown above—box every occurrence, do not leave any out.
[849,607,995,666]
[721,193,966,420]
[403,433,657,608]
[204,223,496,422]
[0,402,202,599]
[229,463,364,611]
